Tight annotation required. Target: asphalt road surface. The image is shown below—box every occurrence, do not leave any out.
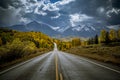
[0,44,120,80]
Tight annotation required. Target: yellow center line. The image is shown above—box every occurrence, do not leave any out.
[55,54,59,80]
[60,73,63,80]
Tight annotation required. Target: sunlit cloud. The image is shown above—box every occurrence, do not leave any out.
[51,13,61,19]
[54,0,75,5]
[34,6,47,16]
[51,26,60,30]
[97,7,105,13]
[20,17,31,24]
[69,13,93,26]
[107,25,120,30]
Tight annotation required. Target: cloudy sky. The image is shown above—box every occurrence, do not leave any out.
[0,0,120,30]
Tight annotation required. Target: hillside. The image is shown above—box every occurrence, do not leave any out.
[9,21,60,37]
[0,28,54,69]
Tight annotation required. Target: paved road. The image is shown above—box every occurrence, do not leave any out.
[0,45,120,80]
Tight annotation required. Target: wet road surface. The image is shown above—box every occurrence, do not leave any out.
[0,49,120,80]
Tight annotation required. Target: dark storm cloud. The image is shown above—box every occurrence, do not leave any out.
[60,0,108,15]
[56,0,109,27]
[59,0,120,25]
[0,6,22,26]
[0,0,38,8]
[0,0,12,8]
[112,0,120,9]
[109,15,120,24]
[0,0,24,9]
[0,0,120,29]
[0,0,36,26]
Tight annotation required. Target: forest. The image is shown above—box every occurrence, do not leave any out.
[56,29,120,50]
[0,28,54,68]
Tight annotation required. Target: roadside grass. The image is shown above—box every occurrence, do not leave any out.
[0,29,54,71]
[0,48,51,71]
[64,45,120,65]
[0,37,53,71]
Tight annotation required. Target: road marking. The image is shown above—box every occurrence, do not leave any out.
[80,57,120,74]
[63,52,120,74]
[60,73,63,80]
[0,58,33,75]
[0,52,51,75]
[55,54,59,80]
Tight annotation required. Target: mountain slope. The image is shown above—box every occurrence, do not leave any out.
[8,22,111,38]
[9,21,60,37]
[62,23,110,37]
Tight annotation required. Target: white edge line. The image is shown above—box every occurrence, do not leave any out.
[0,52,51,75]
[63,52,120,74]
[80,57,120,74]
[0,58,33,75]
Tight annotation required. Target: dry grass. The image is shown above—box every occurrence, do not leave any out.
[65,45,120,65]
[0,49,51,71]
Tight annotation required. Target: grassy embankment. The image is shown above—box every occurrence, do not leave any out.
[0,28,54,70]
[65,44,120,65]
[0,47,51,71]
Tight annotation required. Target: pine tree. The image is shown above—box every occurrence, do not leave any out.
[0,37,2,46]
[95,34,98,44]
[117,29,120,42]
[105,32,110,44]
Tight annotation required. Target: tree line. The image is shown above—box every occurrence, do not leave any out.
[0,28,54,65]
[56,29,120,50]
[88,29,120,45]
[55,38,81,50]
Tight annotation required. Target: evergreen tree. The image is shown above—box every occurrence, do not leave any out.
[0,37,2,46]
[105,32,110,44]
[95,34,98,44]
[117,29,120,42]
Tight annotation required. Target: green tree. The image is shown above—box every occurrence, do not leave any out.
[95,35,98,44]
[88,37,95,44]
[100,30,107,43]
[117,29,120,42]
[72,38,81,47]
[109,29,117,42]
[105,32,110,44]
[0,37,2,46]
[1,33,13,44]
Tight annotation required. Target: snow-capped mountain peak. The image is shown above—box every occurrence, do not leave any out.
[72,24,96,32]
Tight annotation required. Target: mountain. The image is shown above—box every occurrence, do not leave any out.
[8,22,111,38]
[61,23,110,37]
[9,21,60,37]
[9,25,28,31]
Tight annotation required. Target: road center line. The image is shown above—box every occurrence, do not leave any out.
[60,73,63,80]
[55,54,59,80]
